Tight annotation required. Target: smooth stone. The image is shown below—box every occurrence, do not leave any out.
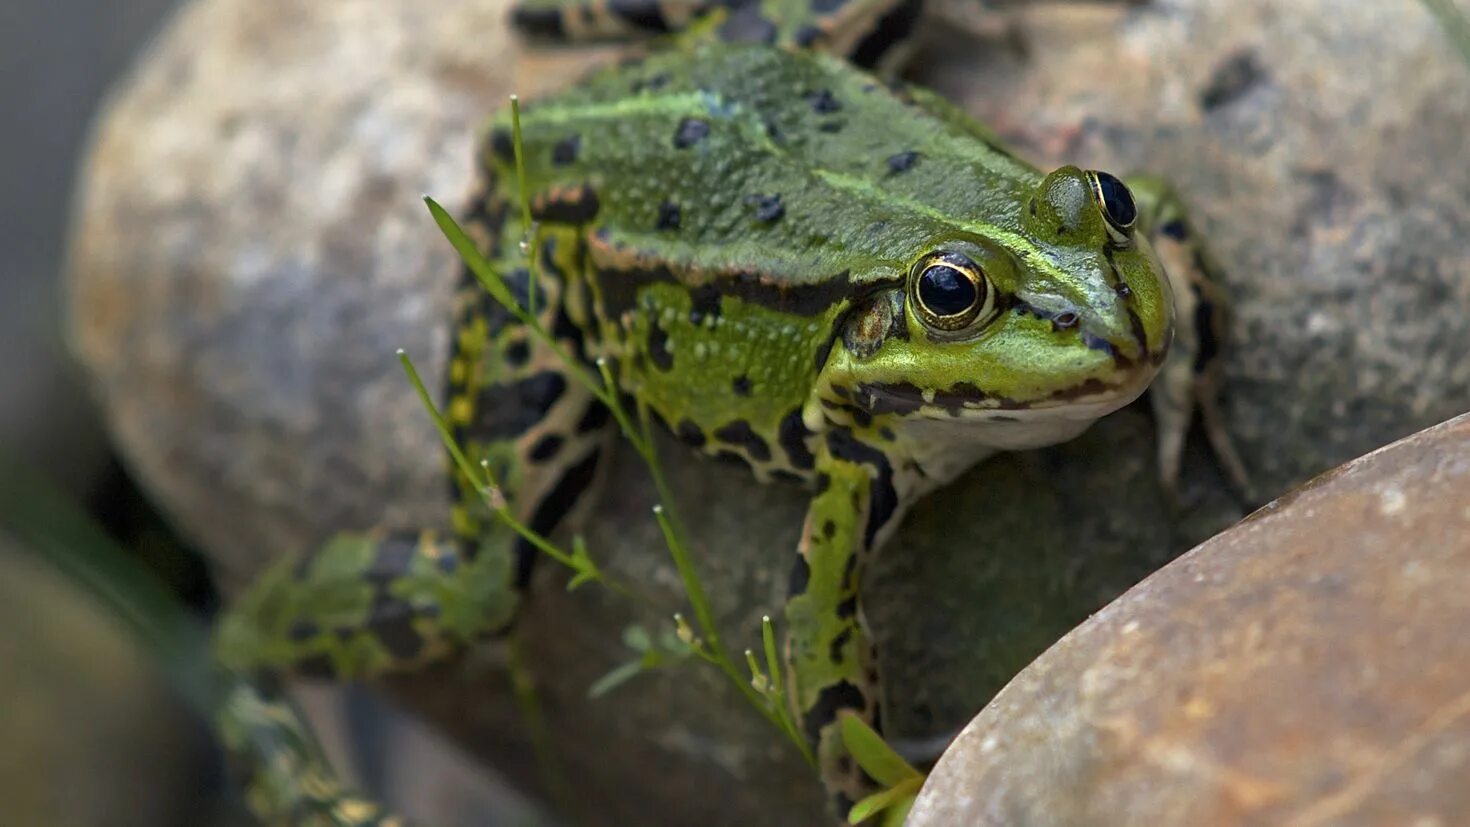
[909,412,1470,825]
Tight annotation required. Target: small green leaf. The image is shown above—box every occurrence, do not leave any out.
[840,711,922,788]
[847,776,922,825]
[880,794,915,827]
[424,197,522,314]
[588,660,646,699]
[565,536,601,591]
[623,624,653,652]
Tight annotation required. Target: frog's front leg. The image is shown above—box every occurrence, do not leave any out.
[785,429,907,819]
[1127,174,1253,502]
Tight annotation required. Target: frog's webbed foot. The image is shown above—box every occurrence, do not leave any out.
[1127,174,1255,508]
[215,668,418,827]
[213,528,520,827]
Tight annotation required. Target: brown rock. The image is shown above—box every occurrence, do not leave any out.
[0,540,211,827]
[909,412,1470,826]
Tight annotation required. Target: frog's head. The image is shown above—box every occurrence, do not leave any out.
[819,166,1173,454]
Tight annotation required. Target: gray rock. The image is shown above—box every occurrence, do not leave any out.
[909,411,1470,826]
[64,0,1470,823]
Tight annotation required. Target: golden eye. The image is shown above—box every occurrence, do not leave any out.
[909,252,994,332]
[1087,170,1138,240]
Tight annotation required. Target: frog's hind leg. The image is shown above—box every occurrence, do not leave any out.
[509,0,924,70]
[510,0,724,42]
[1127,174,1254,504]
[214,189,613,825]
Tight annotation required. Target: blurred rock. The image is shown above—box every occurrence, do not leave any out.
[0,538,208,827]
[64,0,1470,823]
[909,411,1470,826]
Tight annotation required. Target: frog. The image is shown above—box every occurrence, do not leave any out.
[212,0,1250,824]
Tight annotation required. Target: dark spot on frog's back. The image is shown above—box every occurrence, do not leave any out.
[747,193,784,224]
[714,420,771,462]
[673,117,710,149]
[731,375,752,396]
[551,134,581,166]
[807,89,842,114]
[886,151,919,174]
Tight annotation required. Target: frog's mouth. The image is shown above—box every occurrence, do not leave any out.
[852,361,1158,425]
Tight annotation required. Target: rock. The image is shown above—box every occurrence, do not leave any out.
[64,0,1470,824]
[909,411,1470,826]
[0,539,212,827]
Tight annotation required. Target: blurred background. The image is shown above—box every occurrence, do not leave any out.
[1,6,547,825]
[2,1,177,494]
[1,3,227,825]
[5,1,1468,826]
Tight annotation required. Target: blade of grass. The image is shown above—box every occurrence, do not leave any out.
[839,711,922,788]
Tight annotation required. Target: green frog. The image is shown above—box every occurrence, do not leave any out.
[213,0,1249,823]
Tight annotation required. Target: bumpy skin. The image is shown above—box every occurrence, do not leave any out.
[213,1,1240,824]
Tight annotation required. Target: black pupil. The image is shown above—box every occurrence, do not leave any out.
[919,265,978,317]
[1094,171,1137,228]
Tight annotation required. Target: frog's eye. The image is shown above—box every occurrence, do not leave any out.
[1087,170,1138,241]
[909,252,995,333]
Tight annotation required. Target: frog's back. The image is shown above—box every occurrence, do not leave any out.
[484,42,1043,294]
[473,42,1049,480]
